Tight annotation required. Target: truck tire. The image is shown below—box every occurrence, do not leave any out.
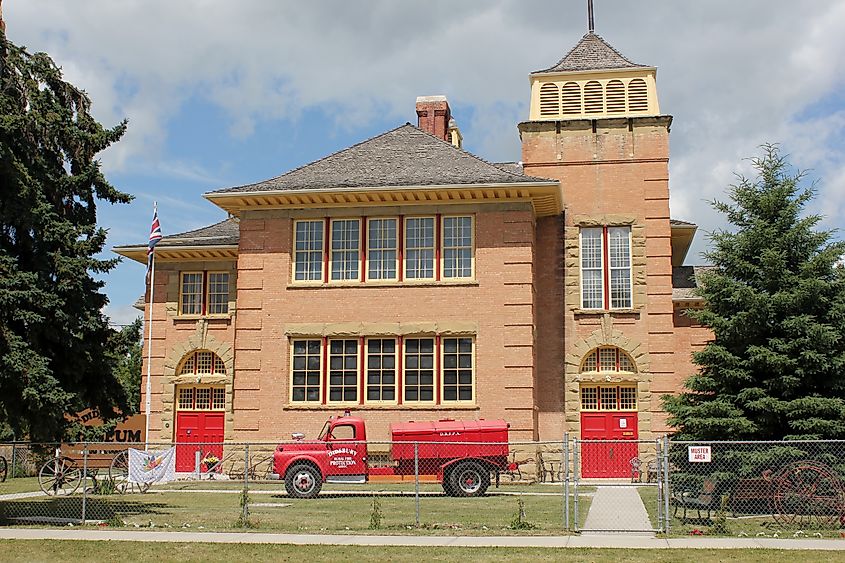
[285,463,322,499]
[442,469,457,497]
[450,461,490,497]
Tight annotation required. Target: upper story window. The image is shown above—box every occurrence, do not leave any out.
[442,216,473,279]
[580,226,632,310]
[294,220,325,282]
[180,271,229,315]
[330,219,361,281]
[367,218,398,280]
[404,217,435,280]
[292,214,474,285]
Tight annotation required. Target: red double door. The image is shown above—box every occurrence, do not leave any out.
[175,411,224,472]
[580,412,638,478]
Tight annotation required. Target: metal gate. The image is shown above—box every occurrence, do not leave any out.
[573,436,670,534]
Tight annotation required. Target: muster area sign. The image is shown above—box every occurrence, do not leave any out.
[688,445,711,462]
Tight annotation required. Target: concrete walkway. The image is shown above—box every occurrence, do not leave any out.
[0,528,842,550]
[582,486,653,534]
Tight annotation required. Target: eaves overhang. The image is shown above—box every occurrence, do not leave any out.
[203,182,563,218]
[113,245,239,264]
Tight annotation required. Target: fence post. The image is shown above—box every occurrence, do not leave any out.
[242,444,250,526]
[414,441,420,527]
[573,438,580,532]
[194,450,201,480]
[663,435,671,534]
[655,438,663,532]
[10,443,16,480]
[81,445,88,524]
[563,433,570,531]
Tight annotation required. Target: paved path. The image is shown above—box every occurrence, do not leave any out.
[582,486,653,534]
[0,528,842,550]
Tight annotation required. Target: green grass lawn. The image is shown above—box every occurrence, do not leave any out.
[0,541,842,563]
[0,478,41,496]
[1,484,591,535]
[637,487,845,538]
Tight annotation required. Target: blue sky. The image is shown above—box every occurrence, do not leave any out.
[5,0,845,325]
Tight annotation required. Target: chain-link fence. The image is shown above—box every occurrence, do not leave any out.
[2,438,843,536]
[667,440,845,534]
[0,439,578,534]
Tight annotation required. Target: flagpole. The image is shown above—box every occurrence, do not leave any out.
[144,205,157,450]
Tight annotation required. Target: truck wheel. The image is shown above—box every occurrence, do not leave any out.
[442,469,457,497]
[450,461,490,497]
[285,464,322,499]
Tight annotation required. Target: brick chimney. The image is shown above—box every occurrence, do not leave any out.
[0,0,5,34]
[416,95,451,142]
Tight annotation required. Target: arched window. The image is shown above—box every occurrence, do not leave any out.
[627,78,648,112]
[584,81,603,114]
[561,82,582,115]
[606,80,625,113]
[178,350,226,376]
[539,82,561,117]
[580,346,636,373]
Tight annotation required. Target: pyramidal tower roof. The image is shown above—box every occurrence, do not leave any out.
[533,32,650,74]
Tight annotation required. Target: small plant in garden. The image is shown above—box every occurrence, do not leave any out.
[235,487,256,528]
[369,494,383,529]
[509,495,535,530]
[709,494,731,535]
[95,478,117,495]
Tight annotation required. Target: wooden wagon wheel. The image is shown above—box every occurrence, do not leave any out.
[772,460,845,528]
[109,451,151,494]
[39,456,82,496]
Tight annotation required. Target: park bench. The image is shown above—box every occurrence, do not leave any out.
[729,477,774,516]
[671,478,722,523]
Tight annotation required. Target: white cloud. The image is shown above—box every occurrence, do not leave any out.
[6,0,845,266]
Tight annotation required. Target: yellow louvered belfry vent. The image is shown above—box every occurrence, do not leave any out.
[528,70,660,121]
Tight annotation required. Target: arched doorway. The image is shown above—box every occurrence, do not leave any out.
[579,346,638,478]
[174,350,226,472]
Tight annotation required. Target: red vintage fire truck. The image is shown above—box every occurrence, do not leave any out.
[273,412,510,498]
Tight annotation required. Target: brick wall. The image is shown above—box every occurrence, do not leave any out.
[231,203,539,442]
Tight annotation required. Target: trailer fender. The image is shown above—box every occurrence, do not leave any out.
[440,457,500,481]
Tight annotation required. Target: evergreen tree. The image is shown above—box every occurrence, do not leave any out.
[0,31,131,441]
[108,318,143,415]
[664,145,845,441]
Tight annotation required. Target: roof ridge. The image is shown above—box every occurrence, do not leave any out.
[209,124,415,194]
[163,217,237,239]
[534,31,647,74]
[402,123,551,184]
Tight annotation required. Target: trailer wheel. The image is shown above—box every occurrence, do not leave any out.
[442,468,457,497]
[450,461,490,497]
[285,464,322,499]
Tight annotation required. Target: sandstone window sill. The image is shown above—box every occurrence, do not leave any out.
[573,308,641,317]
[283,404,480,411]
[173,313,235,323]
[286,280,479,290]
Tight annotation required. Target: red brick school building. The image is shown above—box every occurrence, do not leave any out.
[115,31,711,476]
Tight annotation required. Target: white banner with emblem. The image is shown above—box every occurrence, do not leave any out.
[128,447,177,484]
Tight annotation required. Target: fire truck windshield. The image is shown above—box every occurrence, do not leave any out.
[317,420,331,441]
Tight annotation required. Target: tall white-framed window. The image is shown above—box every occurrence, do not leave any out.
[330,218,361,281]
[580,226,632,309]
[294,220,325,282]
[442,216,473,279]
[607,227,632,309]
[367,218,398,281]
[404,217,435,280]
